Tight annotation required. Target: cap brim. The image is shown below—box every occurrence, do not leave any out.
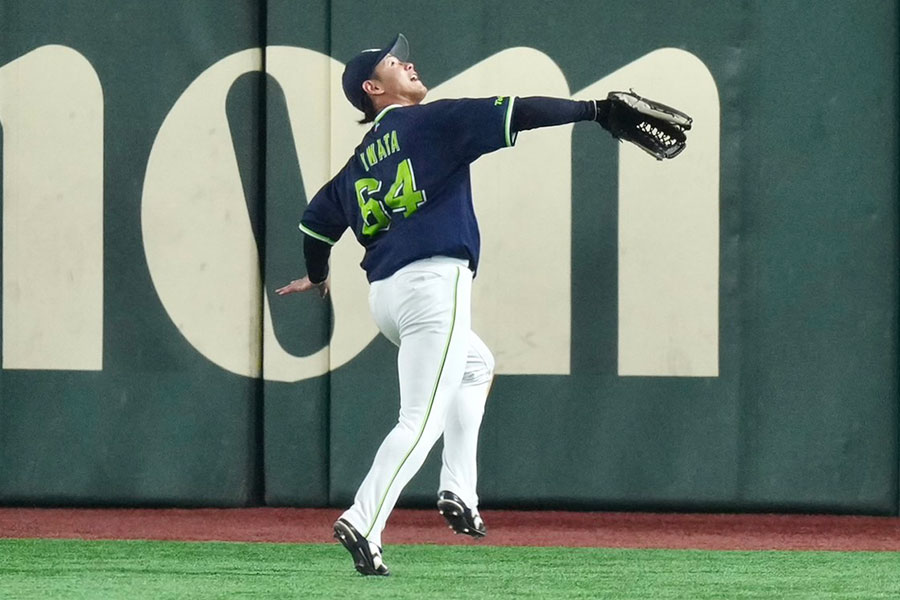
[379,33,409,64]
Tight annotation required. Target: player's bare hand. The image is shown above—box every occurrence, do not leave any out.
[276,276,329,298]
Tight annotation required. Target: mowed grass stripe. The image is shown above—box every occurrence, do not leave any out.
[0,539,898,599]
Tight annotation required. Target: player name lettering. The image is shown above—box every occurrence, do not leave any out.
[358,130,401,172]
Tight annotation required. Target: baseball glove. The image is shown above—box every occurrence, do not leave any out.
[601,90,693,160]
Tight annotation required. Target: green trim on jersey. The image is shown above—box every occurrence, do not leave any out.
[504,96,518,147]
[298,223,337,245]
[364,266,462,540]
[373,104,402,125]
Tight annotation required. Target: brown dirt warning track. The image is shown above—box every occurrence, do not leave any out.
[2,508,900,551]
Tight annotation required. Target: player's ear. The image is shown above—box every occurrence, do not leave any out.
[362,79,383,96]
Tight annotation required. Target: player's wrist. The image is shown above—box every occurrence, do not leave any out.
[593,99,611,130]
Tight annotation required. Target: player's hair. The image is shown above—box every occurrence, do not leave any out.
[358,93,377,124]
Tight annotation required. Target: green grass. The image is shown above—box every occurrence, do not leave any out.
[1,539,899,599]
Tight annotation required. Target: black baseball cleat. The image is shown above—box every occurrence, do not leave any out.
[333,518,390,576]
[437,490,487,538]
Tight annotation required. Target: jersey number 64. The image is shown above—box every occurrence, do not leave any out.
[355,158,427,237]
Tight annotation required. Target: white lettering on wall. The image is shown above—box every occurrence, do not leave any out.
[0,45,104,370]
[577,48,720,376]
[0,44,717,381]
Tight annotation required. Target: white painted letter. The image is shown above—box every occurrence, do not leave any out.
[577,48,720,376]
[0,46,104,370]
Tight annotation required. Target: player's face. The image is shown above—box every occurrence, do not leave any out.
[369,54,427,104]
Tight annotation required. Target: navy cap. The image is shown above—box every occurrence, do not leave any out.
[342,33,410,113]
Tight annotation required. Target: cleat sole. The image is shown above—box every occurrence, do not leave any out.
[437,495,486,539]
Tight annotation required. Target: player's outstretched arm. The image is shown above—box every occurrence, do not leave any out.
[511,93,692,160]
[276,233,332,299]
[511,96,606,132]
[276,275,329,298]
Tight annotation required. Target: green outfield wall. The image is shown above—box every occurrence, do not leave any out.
[1,0,897,515]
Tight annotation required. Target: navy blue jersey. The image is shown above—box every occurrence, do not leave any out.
[299,97,517,282]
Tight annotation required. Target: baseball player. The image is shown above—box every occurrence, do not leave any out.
[276,34,690,576]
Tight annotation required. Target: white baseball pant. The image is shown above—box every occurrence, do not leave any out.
[340,256,494,548]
